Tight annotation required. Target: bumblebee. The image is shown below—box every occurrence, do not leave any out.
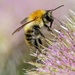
[12,5,64,49]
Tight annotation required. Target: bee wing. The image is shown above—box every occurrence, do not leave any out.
[20,17,28,24]
[12,24,25,35]
[12,18,37,35]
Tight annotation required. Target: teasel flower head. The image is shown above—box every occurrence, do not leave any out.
[24,10,75,75]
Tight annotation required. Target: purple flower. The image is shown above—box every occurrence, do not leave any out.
[25,10,75,75]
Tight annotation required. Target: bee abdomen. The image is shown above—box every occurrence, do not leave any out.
[25,33,34,46]
[25,29,42,49]
[25,34,33,37]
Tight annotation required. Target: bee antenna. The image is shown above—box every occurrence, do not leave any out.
[48,5,64,12]
[52,5,64,11]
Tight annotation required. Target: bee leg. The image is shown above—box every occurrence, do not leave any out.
[44,24,53,33]
[50,16,54,28]
[34,39,41,52]
[34,39,38,48]
[38,29,45,38]
[33,26,45,38]
[38,38,42,44]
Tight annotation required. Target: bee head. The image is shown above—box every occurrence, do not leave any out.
[42,5,64,27]
[43,10,53,23]
[45,5,64,22]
